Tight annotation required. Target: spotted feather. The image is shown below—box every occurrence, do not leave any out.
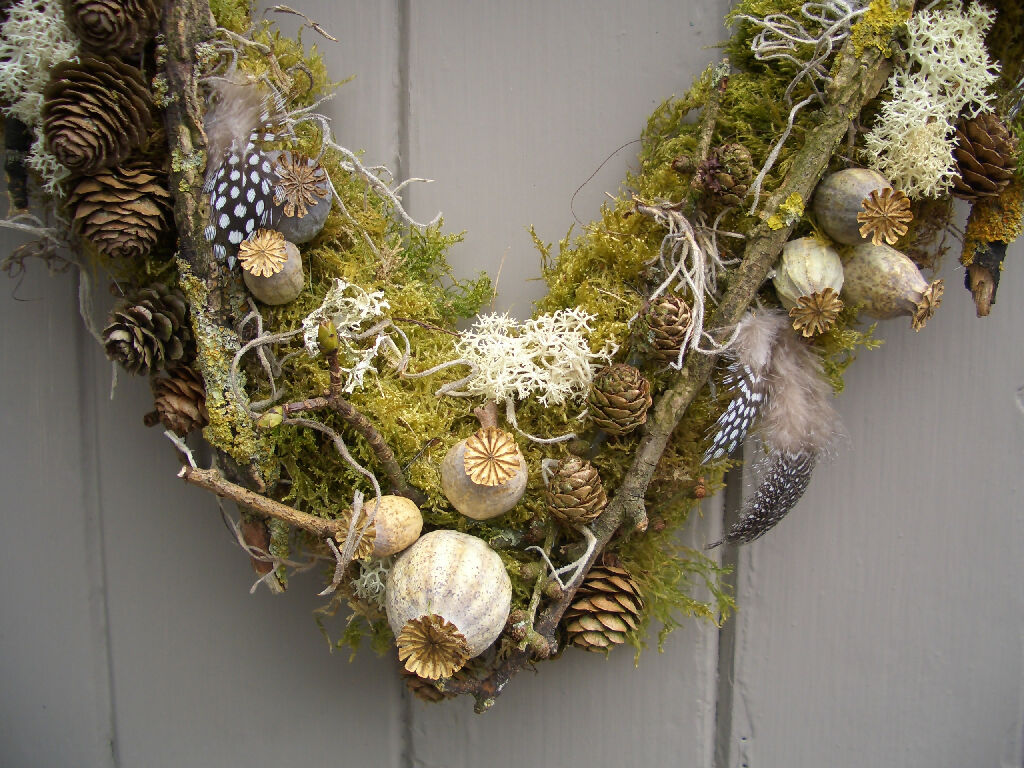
[204,129,280,268]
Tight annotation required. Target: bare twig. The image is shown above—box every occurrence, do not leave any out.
[180,466,347,539]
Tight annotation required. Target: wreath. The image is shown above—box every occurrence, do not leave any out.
[1,0,1020,712]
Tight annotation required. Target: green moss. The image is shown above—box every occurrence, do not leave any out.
[209,0,252,33]
[178,262,276,480]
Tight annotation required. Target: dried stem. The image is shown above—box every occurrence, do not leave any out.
[180,466,346,539]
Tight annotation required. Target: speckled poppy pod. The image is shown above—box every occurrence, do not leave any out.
[440,426,528,520]
[812,168,891,246]
[386,530,511,679]
[842,242,944,331]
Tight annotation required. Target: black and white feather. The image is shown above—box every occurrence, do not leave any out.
[705,308,842,547]
[201,79,285,268]
[703,309,787,462]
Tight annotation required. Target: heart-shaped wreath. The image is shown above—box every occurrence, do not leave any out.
[1,0,1020,711]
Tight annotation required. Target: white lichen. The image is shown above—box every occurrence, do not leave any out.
[865,1,999,198]
[351,555,393,610]
[302,278,398,393]
[26,136,70,197]
[452,309,617,406]
[0,1,77,127]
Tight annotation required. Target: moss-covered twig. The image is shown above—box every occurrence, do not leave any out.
[268,345,426,505]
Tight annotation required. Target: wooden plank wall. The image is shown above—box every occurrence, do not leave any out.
[1,2,1021,766]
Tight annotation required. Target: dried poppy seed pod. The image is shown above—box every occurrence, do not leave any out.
[842,242,944,331]
[772,237,844,337]
[268,150,332,244]
[812,168,890,245]
[342,495,423,559]
[241,234,304,305]
[386,530,512,679]
[440,426,528,520]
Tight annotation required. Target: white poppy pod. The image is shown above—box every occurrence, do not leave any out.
[440,427,528,520]
[386,530,512,679]
[772,237,844,310]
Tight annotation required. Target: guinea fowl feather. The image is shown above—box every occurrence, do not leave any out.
[706,308,842,547]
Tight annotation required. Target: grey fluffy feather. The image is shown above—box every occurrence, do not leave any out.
[706,308,841,547]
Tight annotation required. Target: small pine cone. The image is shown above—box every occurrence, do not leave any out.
[103,284,192,375]
[952,112,1019,202]
[42,56,153,175]
[563,564,643,653]
[68,159,172,260]
[64,0,159,57]
[544,456,608,525]
[147,366,208,436]
[693,143,754,206]
[642,294,692,364]
[588,364,652,435]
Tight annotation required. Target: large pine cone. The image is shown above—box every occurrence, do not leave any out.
[642,294,692,364]
[545,456,607,525]
[952,112,1019,202]
[588,364,652,435]
[103,284,192,375]
[68,160,172,260]
[146,366,208,436]
[64,0,158,56]
[42,56,153,175]
[563,564,643,653]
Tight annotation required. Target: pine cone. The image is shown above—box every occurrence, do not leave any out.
[545,456,608,525]
[64,0,158,56]
[952,112,1019,202]
[42,56,153,175]
[563,564,643,653]
[103,284,192,375]
[588,364,652,435]
[692,143,754,206]
[68,159,172,260]
[146,366,208,436]
[642,294,692,364]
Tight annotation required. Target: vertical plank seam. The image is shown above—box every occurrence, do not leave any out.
[396,0,411,190]
[74,273,121,767]
[397,1,416,766]
[713,457,744,768]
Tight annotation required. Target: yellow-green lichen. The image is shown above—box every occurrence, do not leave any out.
[962,180,1024,266]
[848,0,911,57]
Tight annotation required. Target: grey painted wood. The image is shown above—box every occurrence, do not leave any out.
[0,264,116,768]
[720,241,1024,768]
[403,0,733,315]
